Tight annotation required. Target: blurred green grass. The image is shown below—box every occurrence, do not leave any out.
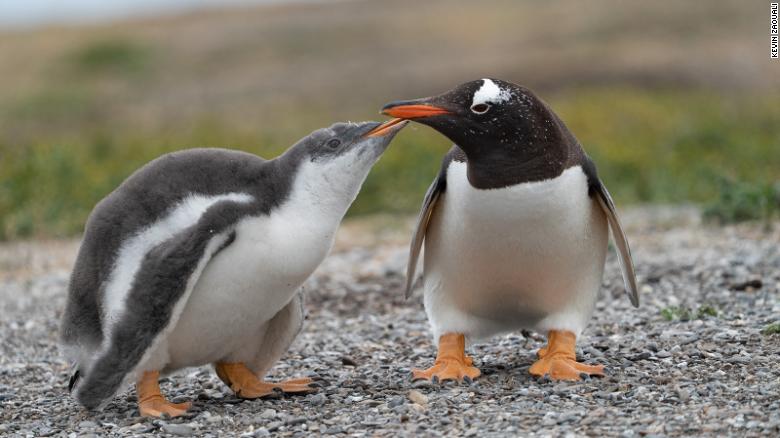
[1,87,778,240]
[0,0,778,239]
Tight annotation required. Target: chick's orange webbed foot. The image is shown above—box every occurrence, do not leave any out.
[137,371,191,418]
[412,333,481,383]
[214,362,315,399]
[529,330,605,380]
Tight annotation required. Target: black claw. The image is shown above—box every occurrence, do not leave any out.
[257,389,283,400]
[579,372,590,380]
[431,376,439,384]
[463,376,473,385]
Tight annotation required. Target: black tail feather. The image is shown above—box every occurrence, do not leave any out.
[68,369,81,393]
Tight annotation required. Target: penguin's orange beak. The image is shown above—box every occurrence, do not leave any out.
[364,118,409,137]
[381,101,452,119]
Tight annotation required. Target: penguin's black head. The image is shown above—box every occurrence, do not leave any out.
[382,79,570,170]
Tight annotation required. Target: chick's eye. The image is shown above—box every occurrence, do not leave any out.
[471,103,490,114]
[326,139,341,148]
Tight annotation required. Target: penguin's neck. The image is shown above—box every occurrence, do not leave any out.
[462,144,569,189]
[277,158,364,230]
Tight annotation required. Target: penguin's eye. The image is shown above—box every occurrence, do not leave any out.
[470,103,490,114]
[326,139,341,149]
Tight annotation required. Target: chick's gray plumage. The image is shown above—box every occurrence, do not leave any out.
[60,121,404,410]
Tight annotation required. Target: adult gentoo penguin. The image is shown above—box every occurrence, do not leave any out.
[382,79,638,382]
[60,118,407,417]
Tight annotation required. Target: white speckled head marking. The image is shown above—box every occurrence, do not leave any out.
[471,78,512,107]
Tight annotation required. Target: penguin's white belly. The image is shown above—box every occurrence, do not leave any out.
[162,214,335,369]
[423,163,608,338]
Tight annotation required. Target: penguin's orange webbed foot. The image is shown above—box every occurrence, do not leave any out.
[529,330,604,381]
[139,397,192,418]
[214,362,316,399]
[137,371,191,418]
[412,356,481,382]
[529,355,605,380]
[412,333,481,383]
[279,377,315,386]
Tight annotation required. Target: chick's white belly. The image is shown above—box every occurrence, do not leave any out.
[162,216,334,369]
[423,164,608,337]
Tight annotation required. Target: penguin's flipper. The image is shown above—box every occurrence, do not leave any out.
[406,165,446,299]
[593,179,639,307]
[73,201,248,410]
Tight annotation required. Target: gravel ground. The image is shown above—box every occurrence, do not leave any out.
[1,207,779,437]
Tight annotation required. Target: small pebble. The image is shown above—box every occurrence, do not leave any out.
[408,390,428,406]
[161,423,194,437]
[260,409,277,419]
[308,393,327,406]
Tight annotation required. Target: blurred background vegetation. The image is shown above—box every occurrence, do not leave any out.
[0,0,778,240]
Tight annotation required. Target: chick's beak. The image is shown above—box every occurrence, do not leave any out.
[363,118,409,137]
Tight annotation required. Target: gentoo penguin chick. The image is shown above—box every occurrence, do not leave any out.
[60,118,407,417]
[382,79,638,382]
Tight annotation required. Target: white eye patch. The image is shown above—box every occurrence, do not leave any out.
[471,78,511,107]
